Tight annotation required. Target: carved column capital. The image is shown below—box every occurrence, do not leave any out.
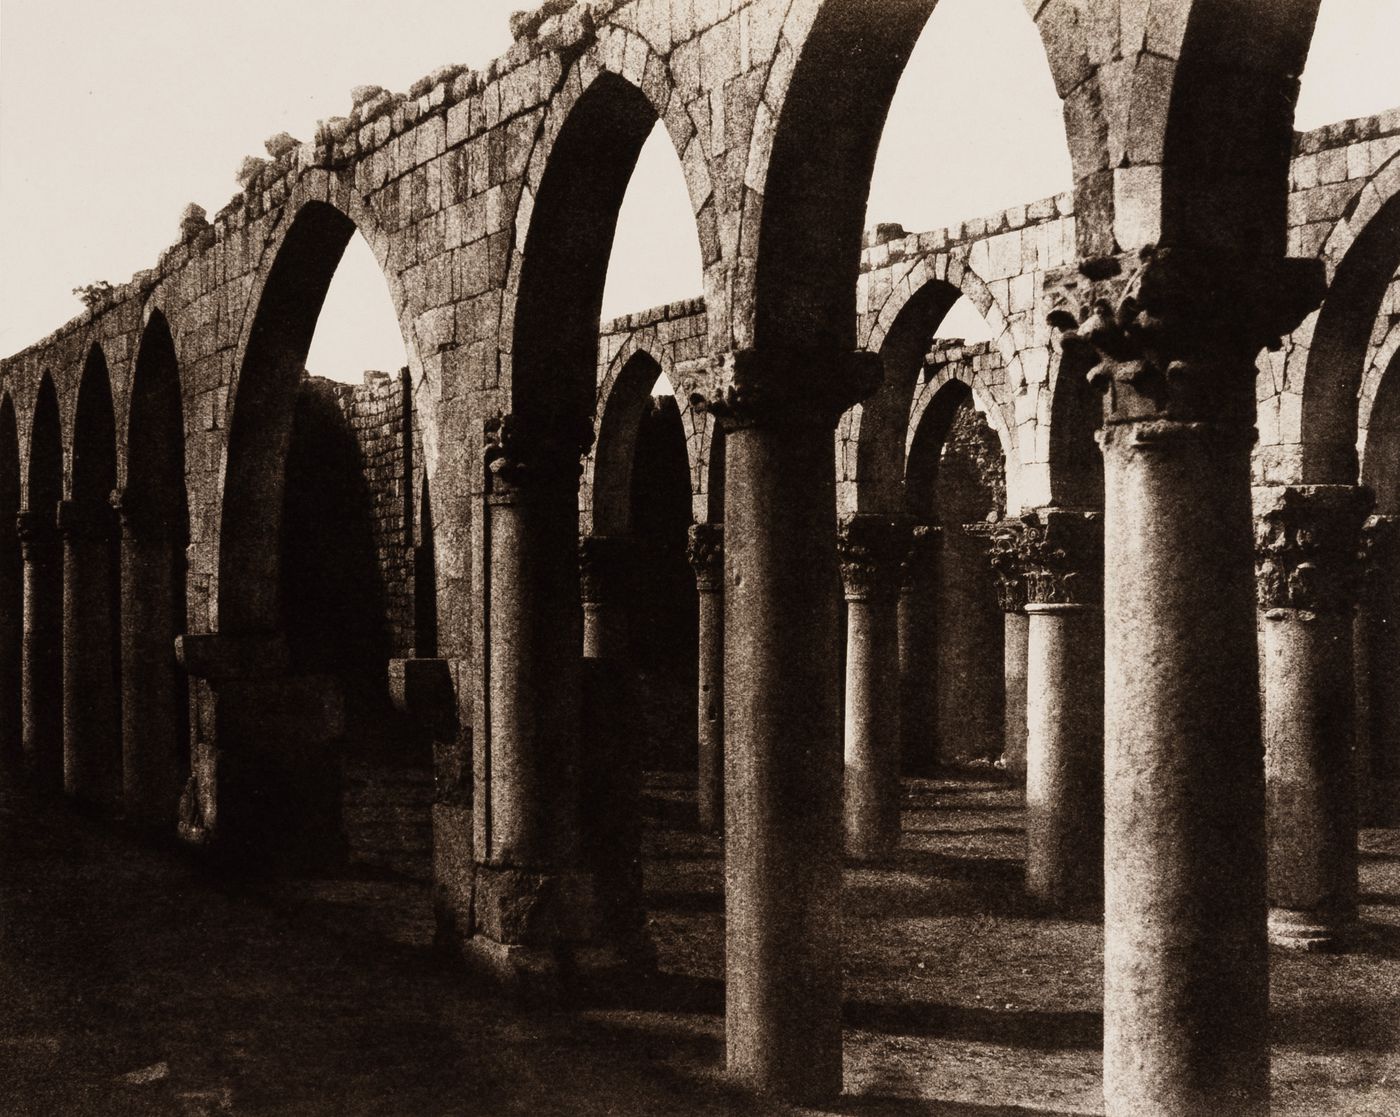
[687,522,725,594]
[483,410,593,500]
[1254,485,1373,614]
[689,347,883,432]
[56,497,115,543]
[1050,246,1326,441]
[1018,508,1104,609]
[578,534,632,607]
[838,514,912,603]
[985,519,1030,613]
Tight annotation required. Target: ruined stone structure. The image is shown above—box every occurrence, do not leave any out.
[3,2,1399,1113]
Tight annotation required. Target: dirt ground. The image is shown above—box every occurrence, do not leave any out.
[2,773,1396,1116]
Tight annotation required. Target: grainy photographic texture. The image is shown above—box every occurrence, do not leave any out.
[1,1,1398,1115]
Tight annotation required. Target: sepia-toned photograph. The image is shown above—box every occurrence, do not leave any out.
[1,1,1397,1113]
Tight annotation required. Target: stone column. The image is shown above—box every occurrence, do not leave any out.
[898,524,939,775]
[1057,247,1325,1117]
[1359,515,1399,825]
[577,533,650,969]
[58,498,121,808]
[1019,508,1104,913]
[988,521,1030,779]
[687,522,724,833]
[17,510,62,792]
[1254,485,1371,950]
[838,513,910,861]
[937,525,1005,765]
[578,534,631,662]
[113,488,185,829]
[697,348,880,1104]
[472,413,597,985]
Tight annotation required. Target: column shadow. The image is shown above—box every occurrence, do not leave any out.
[843,999,1101,1051]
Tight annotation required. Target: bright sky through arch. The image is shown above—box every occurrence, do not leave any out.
[2,0,1398,365]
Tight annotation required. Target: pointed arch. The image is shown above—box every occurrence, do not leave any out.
[65,343,122,808]
[220,199,407,633]
[1301,154,1400,483]
[855,276,964,514]
[743,0,1099,357]
[73,345,116,504]
[1363,349,1400,515]
[1046,342,1104,510]
[906,377,1005,523]
[592,350,666,537]
[128,311,187,528]
[122,310,191,825]
[510,72,671,450]
[1161,0,1323,253]
[22,373,64,790]
[27,374,63,517]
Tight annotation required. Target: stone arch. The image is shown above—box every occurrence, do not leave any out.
[1301,152,1400,484]
[0,393,21,774]
[220,193,414,634]
[505,57,710,448]
[590,349,666,537]
[127,311,188,534]
[23,373,64,790]
[1159,0,1323,254]
[67,343,123,807]
[704,419,725,525]
[907,360,1018,515]
[122,309,191,825]
[853,262,1013,514]
[904,373,1008,768]
[740,0,1102,356]
[27,374,62,521]
[1362,346,1400,515]
[1361,318,1400,474]
[905,374,1006,522]
[72,344,117,505]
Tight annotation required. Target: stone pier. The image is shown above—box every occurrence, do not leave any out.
[114,488,187,828]
[18,509,62,792]
[58,498,120,809]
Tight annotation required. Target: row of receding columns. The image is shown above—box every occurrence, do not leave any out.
[13,494,185,827]
[705,251,1341,1113]
[837,509,1104,909]
[476,250,1372,1115]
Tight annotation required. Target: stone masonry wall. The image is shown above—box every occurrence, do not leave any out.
[336,369,418,660]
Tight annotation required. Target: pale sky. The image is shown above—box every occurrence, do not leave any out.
[2,0,1398,375]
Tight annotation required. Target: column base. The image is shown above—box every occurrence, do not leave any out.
[1268,907,1354,952]
[462,863,656,994]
